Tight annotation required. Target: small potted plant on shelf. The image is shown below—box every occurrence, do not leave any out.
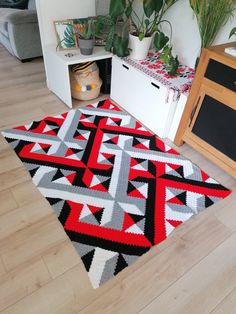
[74,17,95,55]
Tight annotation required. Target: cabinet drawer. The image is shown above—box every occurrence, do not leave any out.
[111,56,176,138]
[205,59,236,92]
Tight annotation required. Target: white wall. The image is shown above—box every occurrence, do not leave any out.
[36,0,96,48]
[96,0,110,15]
[131,0,236,68]
[163,0,236,68]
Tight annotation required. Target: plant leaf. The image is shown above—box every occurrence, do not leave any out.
[95,15,114,37]
[229,27,236,38]
[139,33,145,41]
[166,55,179,76]
[144,19,150,29]
[109,0,126,18]
[105,26,115,51]
[125,4,132,17]
[160,45,171,63]
[153,31,169,51]
[113,34,129,57]
[164,0,178,11]
[63,24,75,48]
[143,0,163,18]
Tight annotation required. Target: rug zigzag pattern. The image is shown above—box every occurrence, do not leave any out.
[2,99,231,288]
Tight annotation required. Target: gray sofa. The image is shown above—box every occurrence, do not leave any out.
[0,0,42,61]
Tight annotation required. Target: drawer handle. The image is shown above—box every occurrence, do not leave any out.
[151,82,160,89]
[122,64,129,70]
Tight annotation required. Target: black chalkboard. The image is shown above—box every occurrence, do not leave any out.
[192,95,236,161]
[205,59,236,92]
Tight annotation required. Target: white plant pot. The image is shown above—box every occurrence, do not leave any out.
[129,33,152,60]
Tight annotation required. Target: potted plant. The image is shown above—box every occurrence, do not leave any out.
[74,17,95,55]
[127,0,178,63]
[96,0,180,75]
[189,0,236,51]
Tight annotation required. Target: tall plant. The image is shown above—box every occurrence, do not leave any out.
[189,0,236,49]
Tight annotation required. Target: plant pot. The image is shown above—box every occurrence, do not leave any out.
[129,33,152,60]
[79,38,94,55]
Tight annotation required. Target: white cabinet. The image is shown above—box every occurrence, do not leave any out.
[36,0,113,108]
[44,45,112,107]
[111,56,181,139]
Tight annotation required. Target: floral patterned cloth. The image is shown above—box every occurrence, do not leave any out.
[123,51,195,97]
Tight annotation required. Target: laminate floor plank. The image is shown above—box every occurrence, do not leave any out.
[41,240,82,279]
[0,167,30,192]
[139,232,236,314]
[10,181,44,207]
[0,198,51,240]
[0,215,66,272]
[0,258,6,276]
[0,189,18,216]
[80,215,231,314]
[211,287,236,314]
[0,257,51,312]
[0,147,23,174]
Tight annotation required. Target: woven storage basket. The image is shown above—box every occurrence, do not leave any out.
[70,62,102,101]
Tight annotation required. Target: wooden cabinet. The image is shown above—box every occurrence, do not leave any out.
[175,42,236,178]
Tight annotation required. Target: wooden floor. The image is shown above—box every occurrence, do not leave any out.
[0,44,235,314]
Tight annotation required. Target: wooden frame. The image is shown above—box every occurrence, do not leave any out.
[54,20,77,50]
[174,42,236,178]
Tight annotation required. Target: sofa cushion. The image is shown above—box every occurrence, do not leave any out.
[27,0,35,10]
[0,0,28,9]
[0,8,20,37]
[3,9,37,24]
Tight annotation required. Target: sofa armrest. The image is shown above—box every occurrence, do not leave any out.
[0,0,28,9]
[5,10,38,24]
[7,16,42,59]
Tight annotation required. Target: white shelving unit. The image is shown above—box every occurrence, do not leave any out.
[44,45,112,107]
[36,0,112,107]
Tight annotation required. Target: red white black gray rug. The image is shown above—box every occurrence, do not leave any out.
[1,99,231,288]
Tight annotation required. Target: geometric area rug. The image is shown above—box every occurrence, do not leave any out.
[1,99,231,288]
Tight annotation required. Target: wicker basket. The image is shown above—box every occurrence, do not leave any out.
[70,62,102,101]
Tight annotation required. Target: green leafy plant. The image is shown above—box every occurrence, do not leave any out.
[95,0,180,75]
[73,18,95,40]
[229,26,236,38]
[95,14,129,57]
[189,0,236,48]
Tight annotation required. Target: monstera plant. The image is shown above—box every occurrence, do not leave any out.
[95,0,180,75]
